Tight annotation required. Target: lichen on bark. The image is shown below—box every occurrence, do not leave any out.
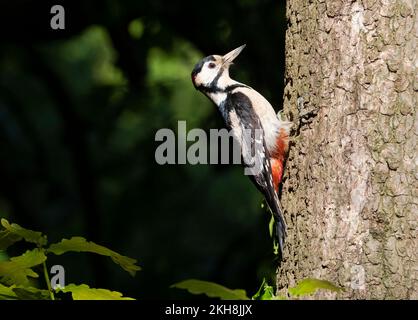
[278,0,417,299]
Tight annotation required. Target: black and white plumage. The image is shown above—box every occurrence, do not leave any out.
[191,45,292,253]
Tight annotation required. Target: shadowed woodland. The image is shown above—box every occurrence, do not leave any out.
[0,0,287,298]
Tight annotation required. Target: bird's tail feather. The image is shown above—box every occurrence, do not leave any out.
[268,194,287,255]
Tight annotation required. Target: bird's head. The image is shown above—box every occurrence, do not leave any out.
[191,44,246,91]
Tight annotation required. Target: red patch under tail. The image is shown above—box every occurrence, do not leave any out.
[270,128,289,191]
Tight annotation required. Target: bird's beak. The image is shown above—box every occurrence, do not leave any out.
[222,44,246,65]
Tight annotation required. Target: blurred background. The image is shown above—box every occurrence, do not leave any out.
[0,0,286,298]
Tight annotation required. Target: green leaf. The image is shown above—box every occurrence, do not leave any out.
[47,237,140,276]
[0,283,18,300]
[0,219,47,250]
[268,215,274,238]
[59,284,134,300]
[171,279,249,300]
[0,284,51,300]
[268,215,279,255]
[0,231,21,251]
[288,278,343,297]
[0,248,46,286]
[252,278,276,300]
[12,286,51,300]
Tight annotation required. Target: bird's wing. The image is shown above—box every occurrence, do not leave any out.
[226,91,287,251]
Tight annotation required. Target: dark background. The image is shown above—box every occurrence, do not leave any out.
[0,0,287,299]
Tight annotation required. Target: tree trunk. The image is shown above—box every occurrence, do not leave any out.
[278,0,417,299]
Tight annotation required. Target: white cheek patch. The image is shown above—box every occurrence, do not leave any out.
[199,63,220,86]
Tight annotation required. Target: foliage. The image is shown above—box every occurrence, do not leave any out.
[48,237,140,276]
[58,284,134,300]
[0,219,139,300]
[171,279,249,300]
[252,278,277,300]
[0,219,47,249]
[0,217,343,301]
[288,278,342,297]
[0,248,46,286]
[173,277,343,300]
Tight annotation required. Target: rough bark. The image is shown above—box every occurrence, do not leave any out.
[278,0,417,299]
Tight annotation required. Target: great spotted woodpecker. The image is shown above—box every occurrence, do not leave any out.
[191,45,292,253]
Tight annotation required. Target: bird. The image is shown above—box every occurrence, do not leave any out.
[191,44,292,254]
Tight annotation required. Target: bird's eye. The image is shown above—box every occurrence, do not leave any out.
[208,63,216,69]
